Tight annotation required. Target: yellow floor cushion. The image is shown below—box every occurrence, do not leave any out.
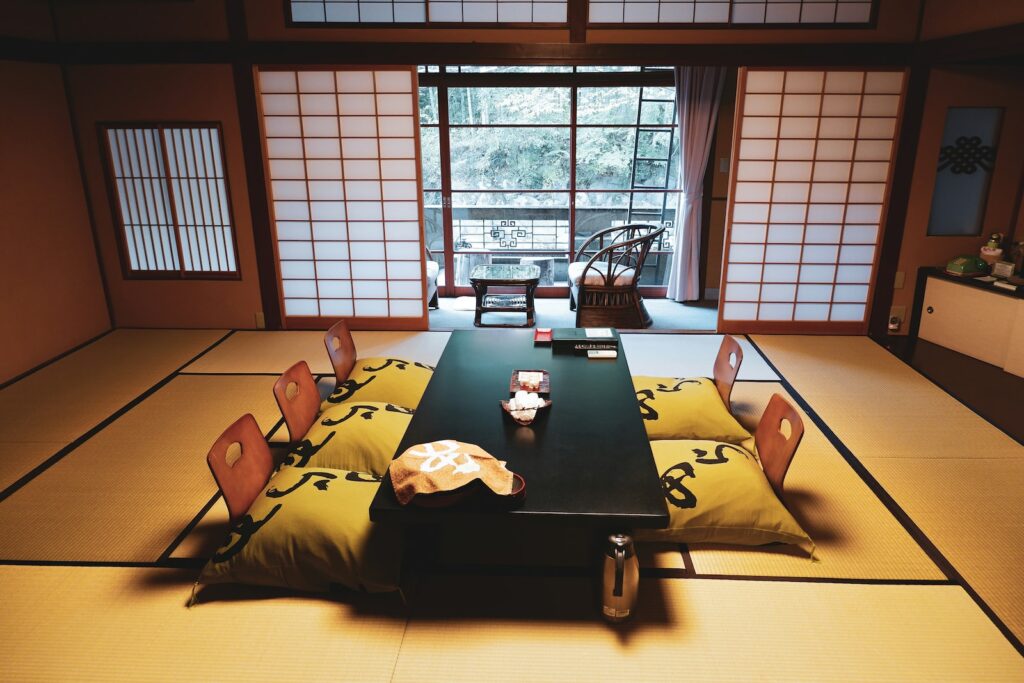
[636,440,814,555]
[321,357,434,412]
[284,401,413,477]
[632,376,752,447]
[199,465,402,594]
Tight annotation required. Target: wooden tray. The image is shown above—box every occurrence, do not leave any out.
[509,369,550,395]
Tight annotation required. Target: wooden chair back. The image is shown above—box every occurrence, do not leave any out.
[713,334,743,409]
[206,414,274,524]
[324,319,357,384]
[754,393,805,496]
[273,361,320,442]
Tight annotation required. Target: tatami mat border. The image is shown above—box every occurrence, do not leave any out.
[0,331,236,504]
[0,329,113,391]
[155,372,333,562]
[156,415,286,563]
[743,335,1024,658]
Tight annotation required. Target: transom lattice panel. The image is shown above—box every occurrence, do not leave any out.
[290,0,567,24]
[259,68,426,328]
[588,0,873,24]
[719,68,905,334]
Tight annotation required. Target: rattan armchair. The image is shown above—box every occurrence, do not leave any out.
[568,223,666,328]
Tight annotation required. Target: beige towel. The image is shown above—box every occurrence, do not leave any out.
[389,440,514,505]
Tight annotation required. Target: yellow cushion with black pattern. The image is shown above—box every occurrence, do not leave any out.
[199,465,401,594]
[284,401,413,477]
[632,376,752,445]
[321,357,434,412]
[636,440,813,555]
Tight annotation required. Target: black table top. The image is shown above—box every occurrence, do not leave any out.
[369,329,668,529]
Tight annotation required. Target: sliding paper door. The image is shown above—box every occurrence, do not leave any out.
[719,68,906,334]
[258,67,427,329]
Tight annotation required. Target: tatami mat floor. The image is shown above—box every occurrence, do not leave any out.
[751,335,1024,646]
[0,328,1021,681]
[0,328,229,494]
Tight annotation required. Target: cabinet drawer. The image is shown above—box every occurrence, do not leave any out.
[919,277,1015,367]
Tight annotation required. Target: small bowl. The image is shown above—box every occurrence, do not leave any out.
[500,398,552,426]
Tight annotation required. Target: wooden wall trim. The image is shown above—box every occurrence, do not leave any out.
[868,64,930,339]
[0,37,917,67]
[227,0,282,329]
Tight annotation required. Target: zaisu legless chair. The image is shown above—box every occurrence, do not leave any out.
[713,334,744,412]
[754,393,806,496]
[273,360,321,442]
[205,414,274,525]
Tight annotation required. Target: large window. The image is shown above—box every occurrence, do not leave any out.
[420,67,679,293]
[102,124,238,278]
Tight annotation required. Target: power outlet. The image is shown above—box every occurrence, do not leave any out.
[888,305,906,331]
[719,158,729,173]
[894,271,905,289]
[255,311,266,329]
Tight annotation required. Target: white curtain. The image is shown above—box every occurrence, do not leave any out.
[666,66,726,302]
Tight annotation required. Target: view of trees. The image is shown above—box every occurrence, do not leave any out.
[419,85,681,205]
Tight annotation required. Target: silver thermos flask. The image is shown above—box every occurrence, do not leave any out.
[602,533,639,622]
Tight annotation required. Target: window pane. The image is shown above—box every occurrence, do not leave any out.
[576,66,643,73]
[927,107,1002,236]
[448,87,570,124]
[423,191,444,251]
[576,127,636,190]
[452,195,570,256]
[574,193,677,251]
[420,126,441,189]
[447,65,574,73]
[641,252,674,287]
[578,87,640,124]
[637,128,673,159]
[635,159,671,187]
[450,127,570,189]
[419,86,439,124]
[640,100,675,125]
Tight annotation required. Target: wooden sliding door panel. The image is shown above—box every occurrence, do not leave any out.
[258,67,427,330]
[719,68,906,334]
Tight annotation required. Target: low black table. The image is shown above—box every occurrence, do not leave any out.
[469,264,541,328]
[369,329,667,530]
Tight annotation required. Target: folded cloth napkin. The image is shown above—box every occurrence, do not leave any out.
[389,440,514,505]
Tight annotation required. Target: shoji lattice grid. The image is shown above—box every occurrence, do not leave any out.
[588,0,872,24]
[105,126,237,275]
[259,69,425,321]
[290,0,567,23]
[721,69,904,329]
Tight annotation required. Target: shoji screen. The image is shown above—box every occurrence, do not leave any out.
[258,67,427,329]
[719,68,905,334]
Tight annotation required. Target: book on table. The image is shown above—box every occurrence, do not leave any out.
[551,327,619,354]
